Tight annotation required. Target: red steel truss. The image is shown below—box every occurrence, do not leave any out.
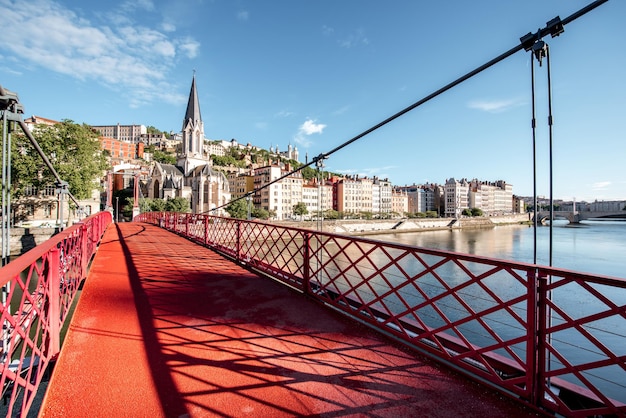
[137,212,626,417]
[0,211,111,417]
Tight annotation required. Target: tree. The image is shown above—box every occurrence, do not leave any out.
[152,149,176,164]
[150,198,167,212]
[146,126,167,136]
[471,208,484,217]
[293,202,308,220]
[165,197,190,213]
[11,120,108,199]
[225,198,249,219]
[252,207,272,220]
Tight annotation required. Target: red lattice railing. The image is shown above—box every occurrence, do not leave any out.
[135,212,626,417]
[0,211,112,417]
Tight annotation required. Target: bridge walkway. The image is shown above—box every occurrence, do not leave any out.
[39,222,539,417]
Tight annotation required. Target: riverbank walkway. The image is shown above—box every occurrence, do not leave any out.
[39,222,540,417]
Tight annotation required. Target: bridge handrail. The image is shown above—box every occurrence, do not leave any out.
[0,211,112,417]
[136,211,626,417]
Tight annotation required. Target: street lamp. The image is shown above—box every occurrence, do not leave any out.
[115,196,119,223]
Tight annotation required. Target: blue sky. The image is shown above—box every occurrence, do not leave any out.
[1,0,624,201]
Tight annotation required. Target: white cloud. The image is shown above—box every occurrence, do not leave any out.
[0,0,199,106]
[161,22,176,33]
[592,181,611,190]
[274,110,294,118]
[178,38,201,59]
[468,97,525,113]
[294,118,326,147]
[338,29,369,48]
[300,119,326,135]
[237,10,250,21]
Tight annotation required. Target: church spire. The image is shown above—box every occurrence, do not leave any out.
[183,71,202,129]
[179,71,206,174]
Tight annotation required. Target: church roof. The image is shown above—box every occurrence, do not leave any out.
[183,74,202,129]
[160,163,183,176]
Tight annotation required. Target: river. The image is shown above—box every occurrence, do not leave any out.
[368,219,626,279]
[362,219,626,402]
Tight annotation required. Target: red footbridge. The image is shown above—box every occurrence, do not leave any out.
[1,211,624,417]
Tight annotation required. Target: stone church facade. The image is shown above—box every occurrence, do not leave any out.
[147,75,230,215]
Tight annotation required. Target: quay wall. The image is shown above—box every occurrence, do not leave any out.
[1,227,57,255]
[278,214,530,235]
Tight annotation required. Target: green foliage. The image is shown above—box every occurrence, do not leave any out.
[425,211,439,218]
[165,197,190,212]
[225,198,249,219]
[300,166,318,180]
[212,155,243,167]
[462,208,484,217]
[324,209,340,220]
[11,120,108,199]
[252,207,271,220]
[146,126,167,136]
[152,149,176,164]
[293,202,308,218]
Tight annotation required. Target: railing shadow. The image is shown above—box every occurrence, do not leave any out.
[114,222,535,417]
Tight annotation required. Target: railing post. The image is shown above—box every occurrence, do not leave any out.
[185,213,190,238]
[46,245,61,359]
[303,232,311,294]
[527,268,539,405]
[535,270,550,408]
[204,215,209,245]
[80,223,88,278]
[236,220,241,262]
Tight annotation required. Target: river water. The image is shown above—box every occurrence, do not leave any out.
[369,220,626,279]
[363,219,626,402]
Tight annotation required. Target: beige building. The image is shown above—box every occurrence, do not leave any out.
[252,164,304,220]
[92,123,146,144]
[391,189,408,216]
[335,176,374,215]
[302,180,333,218]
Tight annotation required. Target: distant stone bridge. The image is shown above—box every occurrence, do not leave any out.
[536,211,626,224]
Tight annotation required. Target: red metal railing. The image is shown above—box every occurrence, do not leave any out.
[136,212,626,417]
[0,211,112,417]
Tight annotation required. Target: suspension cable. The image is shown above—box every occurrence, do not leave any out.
[206,0,607,214]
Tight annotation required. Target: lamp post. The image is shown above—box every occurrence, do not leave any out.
[115,196,119,223]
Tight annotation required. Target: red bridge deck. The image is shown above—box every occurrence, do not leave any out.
[39,223,539,417]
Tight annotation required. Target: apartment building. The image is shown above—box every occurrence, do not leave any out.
[227,171,255,200]
[391,189,409,216]
[302,179,333,218]
[91,123,147,144]
[372,177,393,217]
[23,115,58,130]
[468,179,513,214]
[335,176,374,215]
[251,162,305,220]
[445,178,470,217]
[99,136,143,160]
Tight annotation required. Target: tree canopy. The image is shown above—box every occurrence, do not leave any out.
[10,120,108,199]
[225,198,249,219]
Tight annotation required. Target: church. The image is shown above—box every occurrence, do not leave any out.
[147,75,231,215]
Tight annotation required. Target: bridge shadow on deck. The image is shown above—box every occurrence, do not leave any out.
[40,223,540,417]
